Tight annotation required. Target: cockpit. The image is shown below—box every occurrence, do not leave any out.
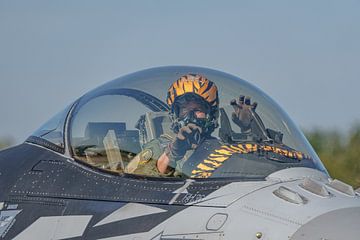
[29,66,328,179]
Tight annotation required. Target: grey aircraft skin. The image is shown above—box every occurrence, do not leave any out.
[0,66,359,240]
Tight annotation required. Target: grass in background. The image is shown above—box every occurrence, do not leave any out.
[305,124,360,189]
[0,137,14,150]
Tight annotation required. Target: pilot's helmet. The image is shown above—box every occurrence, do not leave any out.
[166,74,219,135]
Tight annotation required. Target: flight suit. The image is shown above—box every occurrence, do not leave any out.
[128,134,225,178]
[130,135,194,177]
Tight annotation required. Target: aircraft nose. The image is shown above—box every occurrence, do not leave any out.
[290,207,360,240]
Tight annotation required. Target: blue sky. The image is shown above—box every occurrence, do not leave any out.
[1,0,359,143]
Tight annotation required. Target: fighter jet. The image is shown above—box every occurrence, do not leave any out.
[0,66,359,240]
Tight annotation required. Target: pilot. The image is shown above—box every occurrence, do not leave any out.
[126,74,257,177]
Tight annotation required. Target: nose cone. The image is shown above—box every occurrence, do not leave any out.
[291,207,360,240]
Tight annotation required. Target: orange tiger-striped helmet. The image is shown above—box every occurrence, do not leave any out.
[167,74,219,110]
[166,74,219,133]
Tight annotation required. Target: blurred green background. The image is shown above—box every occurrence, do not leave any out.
[1,126,359,189]
[305,124,360,189]
[0,138,14,151]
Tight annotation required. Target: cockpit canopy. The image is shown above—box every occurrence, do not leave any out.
[30,66,328,179]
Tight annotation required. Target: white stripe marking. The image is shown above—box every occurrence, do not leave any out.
[94,203,167,227]
[13,215,92,240]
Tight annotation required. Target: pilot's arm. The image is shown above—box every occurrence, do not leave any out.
[231,95,258,133]
[158,123,201,173]
[231,95,283,143]
[126,123,201,177]
[125,137,173,177]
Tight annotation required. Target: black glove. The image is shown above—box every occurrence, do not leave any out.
[168,123,202,166]
[230,95,258,132]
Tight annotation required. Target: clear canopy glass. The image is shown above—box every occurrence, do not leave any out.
[31,104,72,150]
[64,66,328,179]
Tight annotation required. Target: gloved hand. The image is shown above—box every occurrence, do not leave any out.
[230,95,258,132]
[168,123,202,164]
